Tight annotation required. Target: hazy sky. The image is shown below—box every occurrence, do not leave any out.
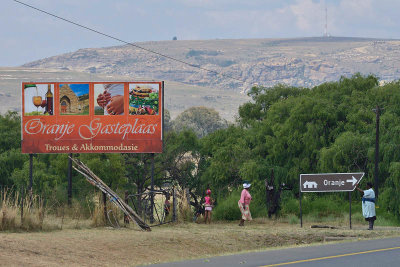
[2,0,400,66]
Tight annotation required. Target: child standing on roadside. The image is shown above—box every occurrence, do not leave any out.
[204,189,213,224]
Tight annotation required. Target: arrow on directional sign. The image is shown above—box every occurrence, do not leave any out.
[300,173,364,192]
[346,176,358,186]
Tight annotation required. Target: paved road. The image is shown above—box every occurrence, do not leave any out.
[151,237,400,267]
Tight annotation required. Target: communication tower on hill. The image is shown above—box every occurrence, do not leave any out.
[324,7,329,37]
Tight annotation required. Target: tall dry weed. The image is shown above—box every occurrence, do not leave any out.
[90,193,107,227]
[177,189,192,222]
[0,188,47,231]
[0,189,18,231]
[89,193,124,227]
[20,194,45,231]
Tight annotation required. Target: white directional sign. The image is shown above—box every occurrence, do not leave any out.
[300,173,364,192]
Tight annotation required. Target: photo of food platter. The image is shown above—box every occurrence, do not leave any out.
[129,84,159,115]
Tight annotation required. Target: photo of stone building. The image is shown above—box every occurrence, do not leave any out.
[59,84,89,115]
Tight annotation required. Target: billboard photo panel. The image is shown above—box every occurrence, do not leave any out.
[59,83,89,115]
[24,83,54,116]
[94,83,125,115]
[129,83,159,115]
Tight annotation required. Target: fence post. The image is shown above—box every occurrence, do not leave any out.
[20,185,24,224]
[172,187,177,222]
[124,190,129,225]
[103,192,107,225]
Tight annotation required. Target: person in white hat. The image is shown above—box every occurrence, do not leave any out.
[238,182,252,226]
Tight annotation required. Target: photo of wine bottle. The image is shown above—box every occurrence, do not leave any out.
[46,84,53,115]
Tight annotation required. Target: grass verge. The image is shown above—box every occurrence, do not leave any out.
[0,220,399,266]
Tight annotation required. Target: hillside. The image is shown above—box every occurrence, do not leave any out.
[0,67,247,120]
[22,37,400,92]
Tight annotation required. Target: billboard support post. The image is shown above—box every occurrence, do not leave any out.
[150,153,155,224]
[29,153,33,203]
[67,153,72,207]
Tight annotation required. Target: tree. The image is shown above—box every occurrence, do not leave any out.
[0,149,27,188]
[11,156,61,197]
[200,126,252,192]
[79,153,127,190]
[158,129,203,207]
[0,111,21,154]
[238,84,305,126]
[0,112,27,188]
[172,106,228,138]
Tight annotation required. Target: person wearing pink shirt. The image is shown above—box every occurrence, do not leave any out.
[238,183,252,226]
[204,189,213,224]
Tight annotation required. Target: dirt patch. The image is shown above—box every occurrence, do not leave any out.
[0,221,399,266]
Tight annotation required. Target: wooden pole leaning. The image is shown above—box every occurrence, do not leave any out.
[70,156,151,231]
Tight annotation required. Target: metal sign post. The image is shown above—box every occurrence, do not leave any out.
[299,172,364,229]
[349,191,352,229]
[299,189,302,228]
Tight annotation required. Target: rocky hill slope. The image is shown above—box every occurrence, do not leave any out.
[23,37,400,92]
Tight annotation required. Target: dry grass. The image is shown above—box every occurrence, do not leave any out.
[1,189,399,266]
[176,189,193,222]
[0,189,19,230]
[90,194,107,227]
[0,189,47,231]
[0,190,129,231]
[0,220,399,266]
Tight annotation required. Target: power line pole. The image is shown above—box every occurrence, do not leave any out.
[372,105,382,200]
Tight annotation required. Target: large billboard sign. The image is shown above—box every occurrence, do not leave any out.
[22,82,163,153]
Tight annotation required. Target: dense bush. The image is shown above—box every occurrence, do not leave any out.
[213,190,241,221]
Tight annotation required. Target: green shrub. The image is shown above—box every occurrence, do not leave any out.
[248,188,268,218]
[288,214,299,225]
[280,198,299,215]
[213,190,241,221]
[293,196,349,218]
